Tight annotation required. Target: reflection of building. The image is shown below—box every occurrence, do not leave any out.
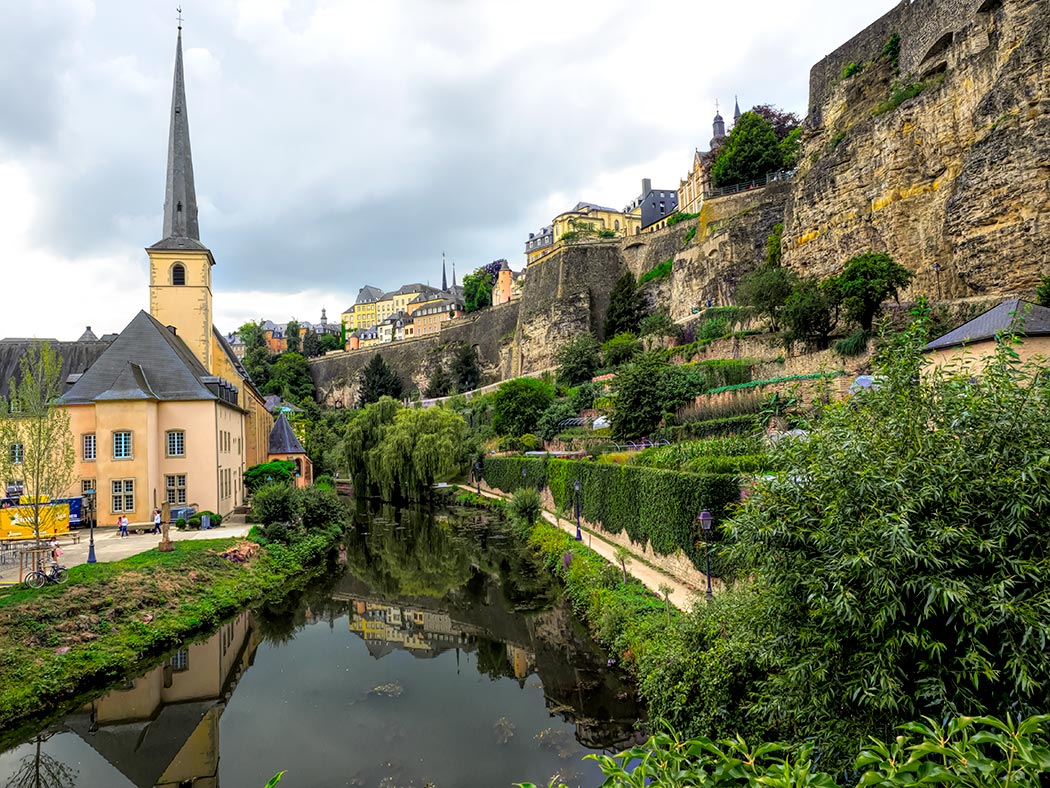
[347,599,475,658]
[66,612,259,788]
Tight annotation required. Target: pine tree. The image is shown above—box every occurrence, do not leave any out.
[358,354,404,407]
[604,272,645,338]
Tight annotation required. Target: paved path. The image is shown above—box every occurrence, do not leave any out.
[458,485,702,610]
[0,516,253,586]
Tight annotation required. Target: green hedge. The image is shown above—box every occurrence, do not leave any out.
[483,456,739,573]
[656,414,762,441]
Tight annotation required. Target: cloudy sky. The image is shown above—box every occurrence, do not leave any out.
[1,0,895,340]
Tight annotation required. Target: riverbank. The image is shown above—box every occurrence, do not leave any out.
[0,524,340,743]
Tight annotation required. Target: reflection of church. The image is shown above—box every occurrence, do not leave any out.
[65,612,259,788]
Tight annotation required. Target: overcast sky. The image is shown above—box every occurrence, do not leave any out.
[1,0,895,340]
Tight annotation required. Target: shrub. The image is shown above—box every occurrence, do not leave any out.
[834,328,870,356]
[665,211,700,226]
[175,517,187,530]
[491,378,555,437]
[251,482,301,526]
[298,485,345,530]
[507,487,543,534]
[882,32,901,72]
[1035,274,1050,307]
[873,79,929,116]
[682,226,696,245]
[537,400,578,442]
[602,333,641,367]
[638,259,673,285]
[517,433,542,452]
[262,520,300,545]
[655,415,762,441]
[829,129,846,150]
[243,459,297,493]
[313,474,334,489]
[842,61,862,79]
[555,334,601,386]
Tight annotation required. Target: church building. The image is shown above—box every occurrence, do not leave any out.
[57,27,272,522]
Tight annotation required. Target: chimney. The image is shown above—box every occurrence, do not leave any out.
[167,326,177,335]
[642,178,652,196]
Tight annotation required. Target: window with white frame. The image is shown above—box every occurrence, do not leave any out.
[165,474,187,504]
[83,433,96,461]
[81,478,95,495]
[166,430,185,457]
[9,444,24,464]
[111,479,134,512]
[113,431,132,459]
[170,648,189,671]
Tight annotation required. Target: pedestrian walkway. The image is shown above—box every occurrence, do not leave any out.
[458,485,702,610]
[0,515,253,586]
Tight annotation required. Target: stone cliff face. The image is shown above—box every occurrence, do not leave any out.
[784,0,1049,297]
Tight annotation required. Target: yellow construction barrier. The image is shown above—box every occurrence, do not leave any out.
[0,497,70,541]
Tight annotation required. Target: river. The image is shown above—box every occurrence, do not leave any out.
[0,501,644,788]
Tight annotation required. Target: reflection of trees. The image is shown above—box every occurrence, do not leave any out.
[254,565,349,644]
[344,504,474,598]
[5,734,77,788]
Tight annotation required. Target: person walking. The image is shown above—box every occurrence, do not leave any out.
[119,515,129,538]
[151,509,162,535]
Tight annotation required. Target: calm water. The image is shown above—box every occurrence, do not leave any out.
[0,502,643,788]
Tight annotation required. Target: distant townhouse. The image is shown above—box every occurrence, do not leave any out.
[492,260,523,306]
[524,202,639,266]
[345,285,384,332]
[413,293,465,338]
[524,225,555,265]
[625,178,680,233]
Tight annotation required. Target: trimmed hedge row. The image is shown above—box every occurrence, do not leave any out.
[483,456,739,572]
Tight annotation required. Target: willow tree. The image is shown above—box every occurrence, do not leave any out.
[345,397,467,501]
[0,342,76,542]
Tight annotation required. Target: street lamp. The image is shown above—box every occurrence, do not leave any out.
[473,461,482,495]
[933,262,942,300]
[85,489,97,564]
[573,480,582,541]
[697,509,714,600]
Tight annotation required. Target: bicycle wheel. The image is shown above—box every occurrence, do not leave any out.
[54,567,69,584]
[24,571,46,589]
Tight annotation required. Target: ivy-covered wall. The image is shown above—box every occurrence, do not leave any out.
[482,456,739,574]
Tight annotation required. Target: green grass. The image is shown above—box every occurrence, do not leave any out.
[639,258,674,285]
[682,227,696,245]
[0,527,340,741]
[666,211,700,227]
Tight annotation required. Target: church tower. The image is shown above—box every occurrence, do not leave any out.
[147,25,216,372]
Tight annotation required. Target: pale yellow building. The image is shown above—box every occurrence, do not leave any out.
[46,29,272,523]
[345,285,383,332]
[678,149,709,216]
[525,202,639,266]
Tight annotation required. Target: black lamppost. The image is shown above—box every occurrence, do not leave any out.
[933,262,942,300]
[85,489,97,564]
[697,509,714,600]
[474,462,482,495]
[573,480,582,541]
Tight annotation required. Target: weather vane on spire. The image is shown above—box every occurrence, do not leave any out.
[176,6,183,30]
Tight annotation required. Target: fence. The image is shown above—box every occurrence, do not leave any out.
[704,169,794,200]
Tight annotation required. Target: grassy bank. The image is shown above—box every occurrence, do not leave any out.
[0,524,339,740]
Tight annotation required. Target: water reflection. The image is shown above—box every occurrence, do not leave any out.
[0,502,643,788]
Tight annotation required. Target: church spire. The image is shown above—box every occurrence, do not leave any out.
[452,261,456,289]
[160,27,200,244]
[441,252,448,291]
[734,95,741,122]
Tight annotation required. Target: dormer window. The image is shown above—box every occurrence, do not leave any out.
[172,263,186,286]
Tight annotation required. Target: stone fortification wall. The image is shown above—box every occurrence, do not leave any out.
[787,0,1049,298]
[513,242,626,375]
[309,302,519,406]
[807,0,991,125]
[628,185,791,322]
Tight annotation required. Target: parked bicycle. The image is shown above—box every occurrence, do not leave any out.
[24,563,69,588]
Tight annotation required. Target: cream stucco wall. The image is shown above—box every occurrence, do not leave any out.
[148,248,215,373]
[925,336,1050,373]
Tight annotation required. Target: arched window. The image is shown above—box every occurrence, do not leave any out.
[614,220,620,231]
[171,263,186,286]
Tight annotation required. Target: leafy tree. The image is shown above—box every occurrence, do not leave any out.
[765,223,784,266]
[357,353,403,407]
[610,353,667,439]
[462,272,494,312]
[264,352,315,403]
[751,104,802,142]
[602,333,641,367]
[344,396,399,492]
[555,334,601,386]
[491,378,555,437]
[536,398,578,441]
[728,309,1050,741]
[318,334,342,354]
[782,277,840,349]
[243,459,297,493]
[285,320,301,354]
[736,265,798,332]
[0,342,76,542]
[424,366,453,398]
[779,127,803,169]
[450,342,481,392]
[238,320,267,353]
[711,111,784,188]
[251,481,300,526]
[832,251,914,332]
[348,401,468,500]
[639,308,680,339]
[300,330,321,358]
[1037,275,1050,308]
[604,272,645,338]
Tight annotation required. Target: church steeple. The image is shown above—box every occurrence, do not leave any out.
[441,253,448,291]
[452,262,457,289]
[734,95,742,122]
[159,28,200,245]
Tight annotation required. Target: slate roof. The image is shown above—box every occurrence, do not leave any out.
[924,298,1050,351]
[355,285,384,305]
[268,411,306,454]
[78,326,98,341]
[155,29,200,249]
[213,325,249,381]
[63,311,219,404]
[0,337,113,399]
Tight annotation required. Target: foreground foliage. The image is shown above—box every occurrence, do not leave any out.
[521,714,1050,788]
[729,307,1050,746]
